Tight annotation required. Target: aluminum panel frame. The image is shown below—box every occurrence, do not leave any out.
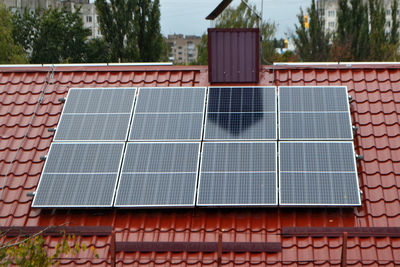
[278,141,361,207]
[114,142,202,208]
[32,142,125,208]
[54,87,137,142]
[278,86,354,141]
[204,86,277,141]
[196,141,278,207]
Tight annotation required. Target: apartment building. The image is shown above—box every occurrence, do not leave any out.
[317,0,398,34]
[1,0,101,39]
[166,34,201,64]
[69,1,102,39]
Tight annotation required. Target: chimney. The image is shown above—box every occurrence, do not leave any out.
[208,28,260,84]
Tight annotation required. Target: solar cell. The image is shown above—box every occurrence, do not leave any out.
[32,142,124,208]
[54,88,136,141]
[197,142,277,206]
[115,142,200,207]
[129,113,203,141]
[55,114,131,141]
[279,86,353,140]
[200,142,276,172]
[279,113,353,140]
[279,142,361,206]
[280,173,360,205]
[116,173,197,206]
[63,88,136,114]
[279,86,349,112]
[135,87,206,113]
[207,87,276,112]
[197,173,277,206]
[204,87,277,140]
[205,112,276,140]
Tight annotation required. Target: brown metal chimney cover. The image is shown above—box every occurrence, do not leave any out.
[208,28,260,84]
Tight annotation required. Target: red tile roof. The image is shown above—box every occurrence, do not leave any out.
[1,63,400,266]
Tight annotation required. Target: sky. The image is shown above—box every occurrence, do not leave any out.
[159,0,312,39]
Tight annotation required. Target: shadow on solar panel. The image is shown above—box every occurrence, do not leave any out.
[207,87,264,134]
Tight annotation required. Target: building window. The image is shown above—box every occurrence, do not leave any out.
[178,46,182,49]
[86,16,92,23]
[387,21,391,27]
[387,9,391,16]
[178,52,182,55]
[328,21,335,28]
[328,10,335,17]
[319,9,325,16]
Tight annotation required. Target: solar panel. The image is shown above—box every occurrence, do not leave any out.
[115,142,200,207]
[32,142,124,208]
[204,87,277,140]
[135,87,206,113]
[129,87,206,141]
[54,88,136,141]
[279,86,353,140]
[279,142,361,206]
[197,142,277,206]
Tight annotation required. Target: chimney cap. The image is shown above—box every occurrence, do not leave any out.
[205,0,233,20]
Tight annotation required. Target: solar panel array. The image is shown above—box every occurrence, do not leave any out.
[33,86,361,208]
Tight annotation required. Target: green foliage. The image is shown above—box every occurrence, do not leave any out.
[390,0,399,45]
[332,0,369,61]
[196,34,208,65]
[30,8,90,63]
[293,0,331,61]
[272,38,285,49]
[195,0,276,65]
[86,38,111,63]
[0,232,95,266]
[368,0,387,60]
[12,7,90,64]
[95,0,165,62]
[0,4,27,64]
[135,0,164,61]
[274,50,299,62]
[12,8,39,53]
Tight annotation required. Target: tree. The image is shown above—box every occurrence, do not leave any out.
[0,230,94,266]
[12,8,39,55]
[368,0,387,60]
[135,0,164,61]
[195,34,208,65]
[86,38,110,63]
[95,0,165,62]
[390,0,399,45]
[0,4,27,64]
[30,8,90,63]
[195,0,276,65]
[293,0,331,61]
[334,0,369,61]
